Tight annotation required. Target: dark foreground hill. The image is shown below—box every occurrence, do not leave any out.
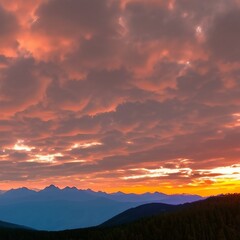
[100,202,178,227]
[0,194,240,240]
[0,220,31,230]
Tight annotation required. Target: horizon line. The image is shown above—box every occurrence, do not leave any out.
[0,184,223,197]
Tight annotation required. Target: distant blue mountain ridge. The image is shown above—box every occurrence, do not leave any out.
[0,185,203,231]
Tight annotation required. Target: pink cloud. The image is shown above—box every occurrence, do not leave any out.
[0,0,240,194]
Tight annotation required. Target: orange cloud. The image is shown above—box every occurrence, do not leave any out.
[0,0,240,196]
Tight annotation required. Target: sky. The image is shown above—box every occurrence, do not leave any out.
[0,0,240,196]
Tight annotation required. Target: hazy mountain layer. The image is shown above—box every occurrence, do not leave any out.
[0,194,239,240]
[0,185,202,230]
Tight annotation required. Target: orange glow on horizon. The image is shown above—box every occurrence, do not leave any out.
[0,177,240,197]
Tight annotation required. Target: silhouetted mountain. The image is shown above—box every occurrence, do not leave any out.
[0,220,31,230]
[1,187,36,199]
[159,193,203,205]
[100,202,178,227]
[42,184,60,191]
[0,185,202,230]
[96,191,168,202]
[84,189,202,204]
[0,196,137,230]
[36,185,97,202]
[105,192,202,204]
[0,194,239,240]
[0,185,202,204]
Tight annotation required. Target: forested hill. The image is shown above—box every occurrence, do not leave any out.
[100,202,178,227]
[0,194,240,240]
[0,220,31,230]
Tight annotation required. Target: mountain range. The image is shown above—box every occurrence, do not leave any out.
[0,185,203,230]
[0,194,239,240]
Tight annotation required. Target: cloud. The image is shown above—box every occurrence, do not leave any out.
[0,57,48,115]
[125,1,193,41]
[207,9,240,62]
[0,0,239,195]
[0,4,19,55]
[0,5,18,36]
[34,0,120,37]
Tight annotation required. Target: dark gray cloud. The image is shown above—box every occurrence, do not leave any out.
[0,0,239,194]
[207,9,240,62]
[125,1,194,42]
[0,4,19,44]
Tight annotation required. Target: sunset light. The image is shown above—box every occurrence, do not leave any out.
[0,0,240,199]
[12,140,35,152]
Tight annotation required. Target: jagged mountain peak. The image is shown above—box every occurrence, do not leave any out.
[43,184,60,191]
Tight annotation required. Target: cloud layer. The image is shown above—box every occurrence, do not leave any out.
[0,0,240,195]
